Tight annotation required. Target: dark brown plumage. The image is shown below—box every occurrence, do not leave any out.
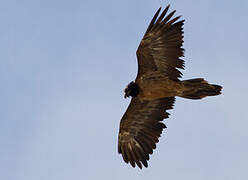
[118,5,222,169]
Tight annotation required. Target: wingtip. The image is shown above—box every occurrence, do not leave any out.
[171,9,177,14]
[156,7,162,15]
[163,4,170,14]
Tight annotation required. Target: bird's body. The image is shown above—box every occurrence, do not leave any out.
[118,5,222,169]
[136,72,182,100]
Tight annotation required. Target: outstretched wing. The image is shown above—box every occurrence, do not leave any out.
[118,97,175,169]
[136,5,185,81]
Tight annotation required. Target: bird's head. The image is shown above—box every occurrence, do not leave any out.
[124,81,139,98]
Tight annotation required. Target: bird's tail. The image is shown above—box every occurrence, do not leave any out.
[180,78,222,100]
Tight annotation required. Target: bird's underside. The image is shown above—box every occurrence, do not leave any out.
[118,5,222,169]
[135,72,183,100]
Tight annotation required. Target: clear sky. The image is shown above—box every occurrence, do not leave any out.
[0,0,247,179]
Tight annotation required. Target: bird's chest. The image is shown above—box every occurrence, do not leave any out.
[136,76,177,100]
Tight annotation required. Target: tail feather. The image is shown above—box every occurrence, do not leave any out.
[180,78,222,100]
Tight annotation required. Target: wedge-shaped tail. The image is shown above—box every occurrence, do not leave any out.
[180,78,222,99]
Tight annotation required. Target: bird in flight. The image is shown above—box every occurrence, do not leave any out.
[118,5,222,169]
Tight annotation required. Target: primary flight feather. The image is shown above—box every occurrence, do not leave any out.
[118,4,222,169]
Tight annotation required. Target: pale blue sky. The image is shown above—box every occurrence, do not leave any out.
[0,0,247,179]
